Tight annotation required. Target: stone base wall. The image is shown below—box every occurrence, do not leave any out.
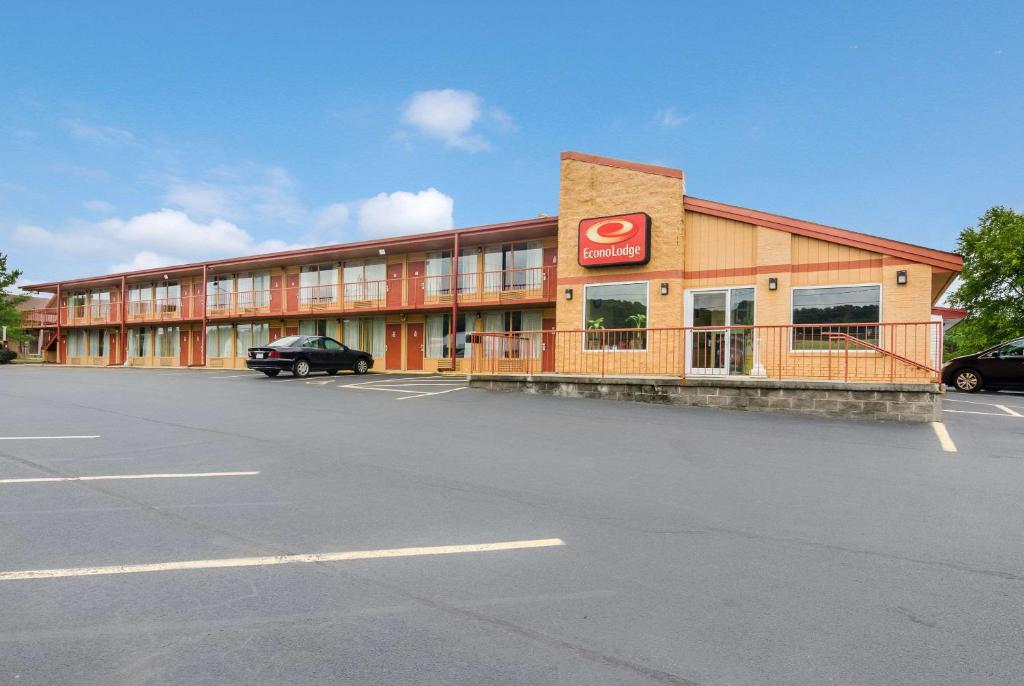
[468,374,943,422]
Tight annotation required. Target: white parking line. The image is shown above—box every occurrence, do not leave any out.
[396,386,468,400]
[0,538,565,582]
[944,409,1021,417]
[0,435,100,441]
[995,404,1023,417]
[931,422,957,452]
[0,471,260,485]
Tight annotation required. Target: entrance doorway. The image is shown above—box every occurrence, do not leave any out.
[685,287,755,375]
[385,323,402,370]
[406,322,423,370]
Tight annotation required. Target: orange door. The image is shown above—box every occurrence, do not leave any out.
[386,264,403,308]
[542,317,556,372]
[180,283,192,318]
[406,323,423,370]
[543,247,558,299]
[270,275,283,314]
[192,328,203,366]
[408,261,425,307]
[285,326,299,337]
[179,330,190,366]
[286,273,300,313]
[109,332,118,364]
[385,324,402,369]
[269,326,281,343]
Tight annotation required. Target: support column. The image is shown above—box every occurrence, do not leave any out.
[55,283,61,364]
[450,233,459,370]
[120,275,127,365]
[201,265,208,367]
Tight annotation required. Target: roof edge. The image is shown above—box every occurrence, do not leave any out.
[684,196,962,272]
[561,151,684,180]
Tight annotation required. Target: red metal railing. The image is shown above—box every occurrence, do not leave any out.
[469,322,942,383]
[19,267,558,327]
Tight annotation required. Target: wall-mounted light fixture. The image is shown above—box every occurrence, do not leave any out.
[768,277,778,291]
[378,248,386,256]
[399,313,407,322]
[564,288,573,301]
[476,312,481,319]
[660,282,669,296]
[896,270,908,286]
[163,274,169,281]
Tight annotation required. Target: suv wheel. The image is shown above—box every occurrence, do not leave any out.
[354,358,369,375]
[293,359,311,378]
[954,369,982,393]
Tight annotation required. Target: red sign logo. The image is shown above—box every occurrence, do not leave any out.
[578,212,651,267]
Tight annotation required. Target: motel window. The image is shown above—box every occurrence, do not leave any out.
[156,281,180,314]
[792,285,881,349]
[584,282,648,351]
[155,326,180,358]
[342,317,385,359]
[89,329,106,357]
[90,290,110,319]
[206,324,234,358]
[480,310,542,359]
[300,264,337,303]
[343,259,386,301]
[236,272,270,309]
[426,313,477,358]
[207,278,233,311]
[129,328,149,358]
[299,319,327,337]
[483,242,543,292]
[236,322,269,356]
[425,251,453,297]
[67,330,86,357]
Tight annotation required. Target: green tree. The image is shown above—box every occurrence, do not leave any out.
[947,207,1024,355]
[0,253,29,345]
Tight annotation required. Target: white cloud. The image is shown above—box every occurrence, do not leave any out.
[164,164,305,225]
[655,108,692,128]
[357,188,453,237]
[12,209,305,274]
[83,199,114,213]
[64,119,135,146]
[401,89,499,151]
[314,203,350,232]
[108,250,180,274]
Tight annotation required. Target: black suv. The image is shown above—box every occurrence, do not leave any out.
[942,337,1024,393]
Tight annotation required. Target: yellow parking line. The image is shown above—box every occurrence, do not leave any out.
[0,538,565,582]
[930,422,957,452]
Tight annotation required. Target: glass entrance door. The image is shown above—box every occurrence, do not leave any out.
[687,288,755,375]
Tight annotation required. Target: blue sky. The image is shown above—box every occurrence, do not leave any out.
[1,1,1021,286]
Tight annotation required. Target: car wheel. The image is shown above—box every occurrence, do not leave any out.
[292,358,311,378]
[353,357,369,375]
[954,368,983,393]
[326,369,339,376]
[262,370,280,378]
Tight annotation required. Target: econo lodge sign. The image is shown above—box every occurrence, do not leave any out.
[578,212,651,267]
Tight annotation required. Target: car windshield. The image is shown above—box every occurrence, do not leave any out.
[269,336,302,348]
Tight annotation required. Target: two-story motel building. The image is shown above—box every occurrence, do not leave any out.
[21,152,962,383]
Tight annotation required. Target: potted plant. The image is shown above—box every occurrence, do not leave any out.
[586,316,605,350]
[626,313,647,349]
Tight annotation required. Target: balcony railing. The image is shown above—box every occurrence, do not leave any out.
[468,321,943,384]
[19,267,558,326]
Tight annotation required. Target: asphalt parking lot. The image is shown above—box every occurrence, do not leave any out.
[1,366,1022,685]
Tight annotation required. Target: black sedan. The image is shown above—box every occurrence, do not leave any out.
[942,336,1024,393]
[246,335,374,378]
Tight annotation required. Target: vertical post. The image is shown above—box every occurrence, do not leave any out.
[120,275,127,364]
[450,232,459,371]
[201,264,208,367]
[55,283,61,364]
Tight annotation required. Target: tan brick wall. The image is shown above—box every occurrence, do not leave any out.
[556,157,685,333]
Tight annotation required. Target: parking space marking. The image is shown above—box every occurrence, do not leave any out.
[944,409,1021,417]
[395,386,468,400]
[0,435,100,441]
[0,471,259,485]
[931,422,957,452]
[0,537,565,582]
[995,404,1023,417]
